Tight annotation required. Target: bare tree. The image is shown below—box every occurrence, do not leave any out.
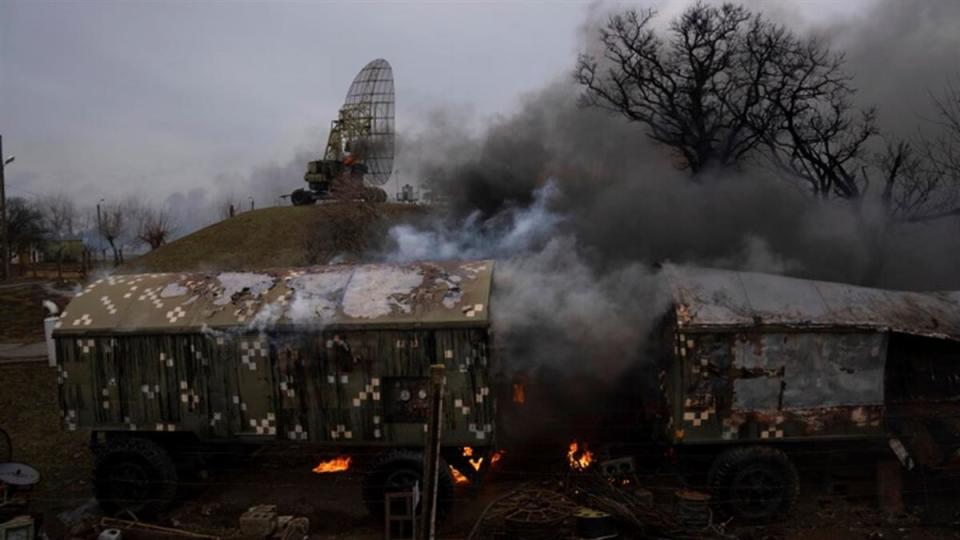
[901,80,960,223]
[760,35,878,201]
[39,194,77,280]
[100,202,127,266]
[579,2,960,285]
[6,197,47,271]
[576,3,786,174]
[845,81,960,284]
[136,205,176,250]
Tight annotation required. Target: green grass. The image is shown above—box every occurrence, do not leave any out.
[126,202,427,273]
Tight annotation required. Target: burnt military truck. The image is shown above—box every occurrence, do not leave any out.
[658,265,960,521]
[50,260,495,516]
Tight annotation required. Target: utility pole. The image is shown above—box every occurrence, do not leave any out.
[97,199,104,264]
[420,364,445,540]
[0,135,10,281]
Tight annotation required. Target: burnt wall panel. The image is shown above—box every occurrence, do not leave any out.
[673,328,887,444]
[733,332,885,410]
[887,334,960,402]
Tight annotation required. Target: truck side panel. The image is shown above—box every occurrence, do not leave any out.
[57,328,494,447]
[670,328,887,444]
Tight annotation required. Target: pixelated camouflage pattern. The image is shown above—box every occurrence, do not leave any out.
[54,261,496,447]
[54,260,492,335]
[666,330,886,445]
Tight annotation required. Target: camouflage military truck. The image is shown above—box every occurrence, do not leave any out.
[50,260,495,516]
[657,265,960,521]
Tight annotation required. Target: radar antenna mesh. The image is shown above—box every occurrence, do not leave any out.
[331,58,395,187]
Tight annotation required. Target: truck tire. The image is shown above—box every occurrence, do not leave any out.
[362,186,387,203]
[291,188,316,206]
[361,450,454,518]
[94,436,178,517]
[708,445,798,522]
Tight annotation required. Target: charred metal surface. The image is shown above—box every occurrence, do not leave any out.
[886,335,960,468]
[53,261,496,448]
[732,332,885,410]
[665,264,960,342]
[885,401,960,468]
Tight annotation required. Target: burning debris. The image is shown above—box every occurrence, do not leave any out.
[311,456,351,474]
[449,466,470,485]
[512,382,525,404]
[463,446,484,472]
[567,441,594,471]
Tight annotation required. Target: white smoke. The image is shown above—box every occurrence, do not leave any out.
[385,181,564,262]
[381,179,669,378]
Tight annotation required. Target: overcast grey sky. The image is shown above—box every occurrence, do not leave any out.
[1,0,876,208]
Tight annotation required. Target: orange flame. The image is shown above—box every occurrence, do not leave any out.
[512,383,525,404]
[468,457,484,471]
[567,441,593,471]
[462,446,474,457]
[312,456,351,473]
[491,450,504,466]
[449,465,469,484]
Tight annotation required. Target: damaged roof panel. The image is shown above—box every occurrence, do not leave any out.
[665,264,960,341]
[54,260,493,336]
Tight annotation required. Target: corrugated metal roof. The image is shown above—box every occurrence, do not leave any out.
[664,264,960,341]
[54,260,493,335]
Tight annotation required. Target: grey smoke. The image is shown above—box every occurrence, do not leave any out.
[162,148,317,239]
[397,0,960,291]
[373,0,960,382]
[832,0,960,135]
[383,180,668,378]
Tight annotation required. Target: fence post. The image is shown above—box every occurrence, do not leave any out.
[420,364,445,540]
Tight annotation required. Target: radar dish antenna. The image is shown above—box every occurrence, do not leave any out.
[339,58,395,187]
[291,58,395,205]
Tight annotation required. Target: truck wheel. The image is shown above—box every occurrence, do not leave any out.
[291,189,315,206]
[361,186,387,203]
[708,445,798,522]
[94,436,178,517]
[361,450,454,518]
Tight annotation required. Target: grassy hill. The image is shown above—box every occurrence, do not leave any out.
[125,202,427,273]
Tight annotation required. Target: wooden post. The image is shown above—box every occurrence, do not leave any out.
[0,135,8,281]
[420,364,445,540]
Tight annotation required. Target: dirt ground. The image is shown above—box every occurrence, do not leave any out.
[0,362,93,538]
[0,280,74,342]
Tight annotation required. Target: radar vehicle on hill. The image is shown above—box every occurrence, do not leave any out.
[291,58,395,205]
